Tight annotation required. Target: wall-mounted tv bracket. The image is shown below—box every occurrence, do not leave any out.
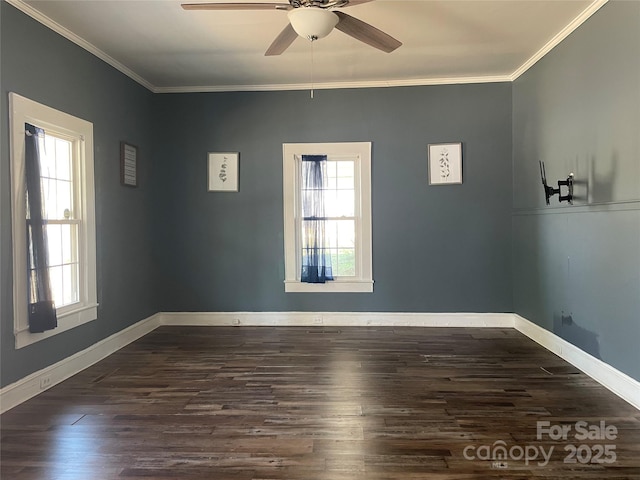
[539,161,574,205]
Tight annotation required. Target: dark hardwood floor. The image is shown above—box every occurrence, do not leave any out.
[1,326,639,479]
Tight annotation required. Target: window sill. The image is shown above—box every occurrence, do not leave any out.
[15,303,98,349]
[284,280,373,293]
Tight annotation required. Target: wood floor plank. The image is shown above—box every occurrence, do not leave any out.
[1,326,639,479]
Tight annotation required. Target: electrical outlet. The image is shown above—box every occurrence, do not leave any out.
[232,318,241,326]
[39,376,52,390]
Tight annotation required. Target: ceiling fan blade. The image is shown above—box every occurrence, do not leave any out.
[345,0,375,6]
[265,23,298,56]
[334,11,401,53]
[181,2,290,11]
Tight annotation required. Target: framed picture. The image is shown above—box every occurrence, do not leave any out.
[428,143,462,185]
[208,152,239,192]
[120,142,138,187]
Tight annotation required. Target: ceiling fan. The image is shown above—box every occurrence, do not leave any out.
[181,0,402,56]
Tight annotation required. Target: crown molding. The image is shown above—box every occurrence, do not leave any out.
[510,0,608,81]
[5,0,155,92]
[153,75,512,94]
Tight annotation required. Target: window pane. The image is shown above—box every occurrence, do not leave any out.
[336,162,354,190]
[336,190,355,217]
[61,224,76,264]
[55,138,72,181]
[337,220,355,248]
[324,190,340,217]
[39,135,55,178]
[49,265,63,308]
[329,248,356,277]
[325,176,336,190]
[62,263,79,305]
[325,161,337,190]
[49,263,80,309]
[54,180,72,220]
[336,249,356,276]
[324,219,356,277]
[41,178,56,220]
[300,219,356,277]
[329,251,338,272]
[46,224,63,267]
[336,161,354,177]
[337,175,354,190]
[324,220,355,247]
[44,133,55,160]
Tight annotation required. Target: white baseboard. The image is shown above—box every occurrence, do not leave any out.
[0,313,161,414]
[513,314,640,410]
[159,311,515,328]
[2,311,637,413]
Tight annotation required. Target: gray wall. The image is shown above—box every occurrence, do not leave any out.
[152,85,513,314]
[2,3,513,389]
[1,3,159,387]
[13,0,636,389]
[512,1,640,381]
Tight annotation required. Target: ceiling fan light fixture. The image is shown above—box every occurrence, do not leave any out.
[287,7,339,41]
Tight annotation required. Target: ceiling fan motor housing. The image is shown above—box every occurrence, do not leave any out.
[288,7,339,40]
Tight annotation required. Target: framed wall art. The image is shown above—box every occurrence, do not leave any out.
[208,152,239,192]
[428,142,462,185]
[120,142,138,187]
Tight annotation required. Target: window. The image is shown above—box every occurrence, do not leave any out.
[10,93,97,348]
[283,142,373,293]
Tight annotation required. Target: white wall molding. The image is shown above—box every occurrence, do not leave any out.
[514,314,640,410]
[3,311,637,413]
[0,313,161,414]
[159,311,515,328]
[5,0,155,92]
[510,0,608,81]
[153,76,511,94]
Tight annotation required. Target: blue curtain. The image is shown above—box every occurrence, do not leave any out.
[25,123,57,333]
[301,155,334,283]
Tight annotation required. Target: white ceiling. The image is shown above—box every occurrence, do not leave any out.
[11,0,605,92]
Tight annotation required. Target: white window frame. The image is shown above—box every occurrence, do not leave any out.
[283,142,373,293]
[9,93,98,348]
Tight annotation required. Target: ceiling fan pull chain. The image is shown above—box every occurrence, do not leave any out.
[310,40,315,99]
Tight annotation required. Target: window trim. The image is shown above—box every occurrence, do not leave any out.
[9,93,98,348]
[283,142,373,293]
